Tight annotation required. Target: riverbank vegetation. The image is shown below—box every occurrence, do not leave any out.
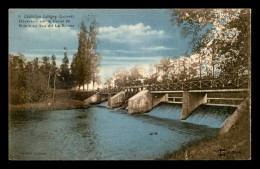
[9,16,101,107]
[9,90,95,112]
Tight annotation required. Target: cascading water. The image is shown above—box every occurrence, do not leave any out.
[184,105,237,128]
[98,101,108,107]
[143,102,237,128]
[146,103,182,120]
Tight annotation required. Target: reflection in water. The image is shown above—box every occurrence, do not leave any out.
[9,103,236,160]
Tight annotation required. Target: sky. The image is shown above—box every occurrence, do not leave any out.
[9,9,196,84]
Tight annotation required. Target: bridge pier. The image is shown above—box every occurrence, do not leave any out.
[128,90,153,114]
[182,91,207,120]
[84,93,111,105]
[84,92,101,104]
[127,90,208,118]
[108,91,126,108]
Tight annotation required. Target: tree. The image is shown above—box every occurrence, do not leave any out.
[74,20,89,90]
[51,55,57,100]
[9,54,27,104]
[59,47,71,89]
[70,53,79,89]
[113,70,129,88]
[170,9,250,80]
[87,18,99,90]
[73,18,100,91]
[40,56,51,89]
[158,58,172,83]
[91,54,101,90]
[128,66,145,85]
[188,62,198,80]
[9,54,48,104]
[104,77,113,88]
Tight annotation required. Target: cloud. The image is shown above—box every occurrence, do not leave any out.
[98,23,166,44]
[98,46,176,56]
[101,55,161,62]
[21,18,78,42]
[30,49,77,52]
[98,49,141,55]
[141,46,176,51]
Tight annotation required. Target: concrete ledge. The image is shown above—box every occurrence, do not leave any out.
[84,93,100,104]
[182,91,207,120]
[108,91,126,108]
[128,90,153,114]
[220,98,249,134]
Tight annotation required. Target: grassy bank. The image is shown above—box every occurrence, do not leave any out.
[168,98,251,160]
[9,90,96,112]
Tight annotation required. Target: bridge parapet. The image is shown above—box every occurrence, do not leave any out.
[146,77,248,91]
[98,77,248,94]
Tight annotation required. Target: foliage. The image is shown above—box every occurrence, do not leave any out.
[113,70,129,88]
[170,9,250,80]
[9,54,49,104]
[59,47,73,89]
[71,17,100,90]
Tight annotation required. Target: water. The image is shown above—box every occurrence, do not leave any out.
[9,102,236,160]
[146,103,236,128]
[185,105,236,128]
[145,103,182,120]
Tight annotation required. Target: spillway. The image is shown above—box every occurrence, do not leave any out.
[185,105,236,128]
[98,101,108,107]
[146,103,236,128]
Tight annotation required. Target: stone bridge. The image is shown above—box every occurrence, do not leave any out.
[85,77,249,119]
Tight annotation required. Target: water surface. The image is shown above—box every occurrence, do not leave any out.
[9,102,235,160]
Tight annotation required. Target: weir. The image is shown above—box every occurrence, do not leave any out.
[145,102,236,128]
[84,77,248,119]
[85,89,246,120]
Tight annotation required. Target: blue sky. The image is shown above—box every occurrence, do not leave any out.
[9,9,195,84]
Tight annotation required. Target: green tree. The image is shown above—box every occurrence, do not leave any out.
[73,17,101,91]
[51,55,57,100]
[74,20,91,90]
[40,56,51,89]
[70,54,79,89]
[87,18,99,90]
[59,47,71,89]
[9,54,48,104]
[9,54,27,104]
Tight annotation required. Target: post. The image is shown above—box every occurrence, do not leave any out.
[182,91,207,120]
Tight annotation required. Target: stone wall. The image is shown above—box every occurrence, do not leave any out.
[84,93,100,104]
[182,91,207,120]
[108,91,126,108]
[128,90,153,114]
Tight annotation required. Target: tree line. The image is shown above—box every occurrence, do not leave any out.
[9,18,101,105]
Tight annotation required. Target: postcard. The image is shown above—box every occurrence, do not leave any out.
[8,8,251,160]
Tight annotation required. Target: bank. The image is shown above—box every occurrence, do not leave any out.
[9,90,95,112]
[167,98,251,160]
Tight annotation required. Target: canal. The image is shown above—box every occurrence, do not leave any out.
[9,102,236,160]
